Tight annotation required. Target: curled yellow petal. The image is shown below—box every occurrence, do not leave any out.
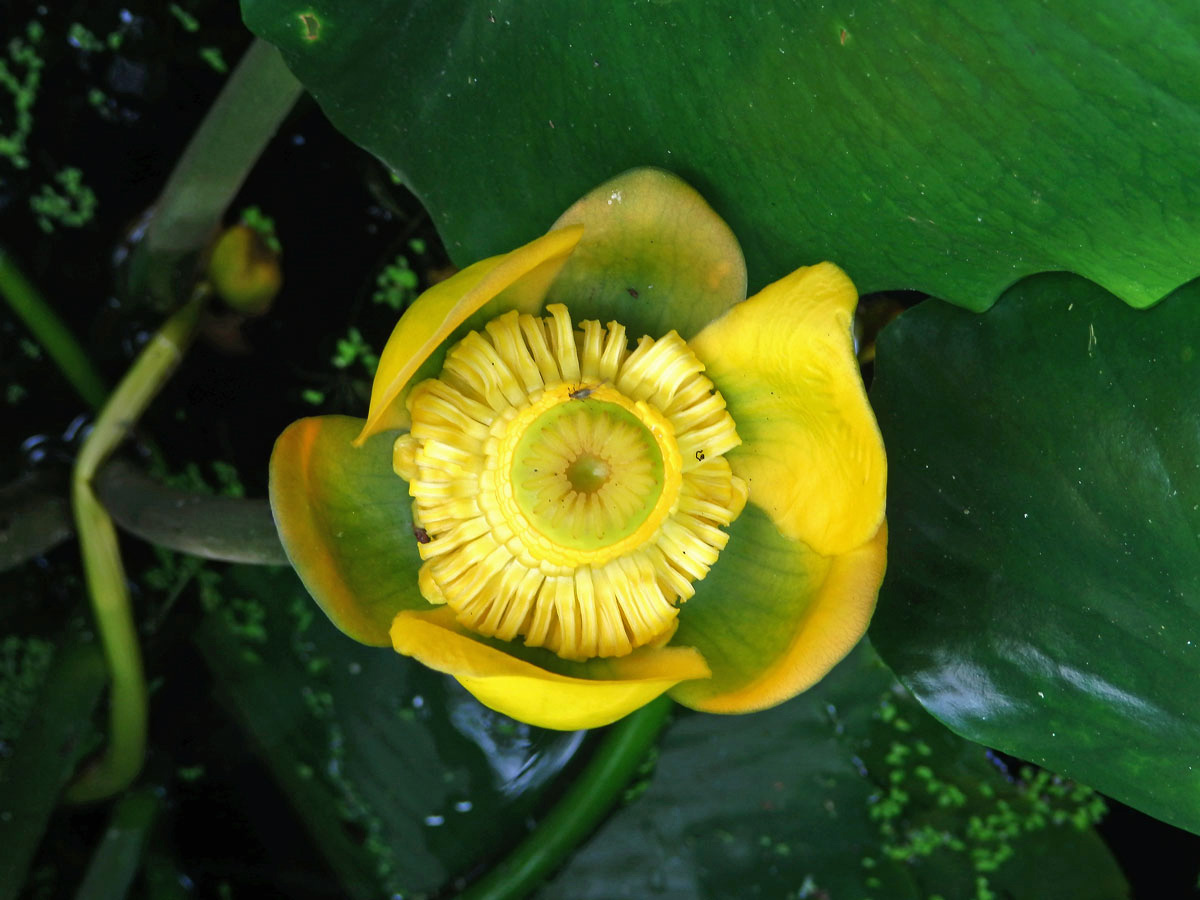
[673,521,887,714]
[688,262,886,556]
[390,607,710,730]
[356,225,584,445]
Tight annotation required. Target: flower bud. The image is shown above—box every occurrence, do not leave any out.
[207,224,282,316]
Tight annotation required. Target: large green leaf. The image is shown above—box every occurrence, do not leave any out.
[194,565,585,899]
[870,272,1200,834]
[239,0,1200,311]
[538,642,1126,900]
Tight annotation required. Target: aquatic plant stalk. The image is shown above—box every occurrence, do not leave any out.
[135,38,302,305]
[72,786,161,899]
[66,294,205,803]
[0,246,108,409]
[458,696,673,900]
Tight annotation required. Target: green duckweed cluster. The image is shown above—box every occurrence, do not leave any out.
[860,692,1107,900]
[30,166,98,233]
[372,242,425,311]
[3,21,99,232]
[331,326,380,376]
[621,744,660,804]
[0,20,44,170]
[301,323,378,407]
[4,7,235,237]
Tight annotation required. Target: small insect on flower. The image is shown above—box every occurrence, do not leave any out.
[568,383,597,400]
[413,525,431,544]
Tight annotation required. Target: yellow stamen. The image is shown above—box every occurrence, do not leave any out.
[394,305,744,661]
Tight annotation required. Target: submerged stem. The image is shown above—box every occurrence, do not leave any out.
[73,786,161,899]
[134,38,302,306]
[65,294,205,804]
[0,246,108,410]
[458,696,673,900]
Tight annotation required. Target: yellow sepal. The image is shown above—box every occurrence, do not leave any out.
[356,225,584,444]
[688,262,886,556]
[672,521,887,713]
[390,607,710,730]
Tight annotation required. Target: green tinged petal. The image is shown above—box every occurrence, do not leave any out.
[547,168,746,339]
[670,504,887,713]
[269,415,425,645]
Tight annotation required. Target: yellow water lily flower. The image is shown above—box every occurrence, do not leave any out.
[269,169,886,731]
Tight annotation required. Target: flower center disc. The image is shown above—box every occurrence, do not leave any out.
[394,304,746,661]
[501,390,679,565]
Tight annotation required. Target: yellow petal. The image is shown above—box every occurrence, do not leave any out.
[689,262,886,556]
[672,521,887,713]
[390,607,710,730]
[356,225,584,445]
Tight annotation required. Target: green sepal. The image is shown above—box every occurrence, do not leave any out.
[670,503,884,712]
[269,414,425,645]
[544,168,747,340]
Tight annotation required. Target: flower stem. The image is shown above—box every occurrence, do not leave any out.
[72,786,161,899]
[65,293,205,804]
[0,246,108,410]
[458,695,673,900]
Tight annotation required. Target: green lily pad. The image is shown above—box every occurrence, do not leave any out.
[870,272,1200,835]
[194,565,586,899]
[240,0,1200,311]
[537,642,1127,900]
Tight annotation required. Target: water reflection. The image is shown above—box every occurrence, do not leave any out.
[445,679,586,797]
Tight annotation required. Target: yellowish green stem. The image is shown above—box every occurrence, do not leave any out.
[65,293,205,804]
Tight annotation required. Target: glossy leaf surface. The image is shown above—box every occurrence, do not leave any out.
[871,273,1200,834]
[539,643,1126,899]
[194,566,586,899]
[241,0,1200,310]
